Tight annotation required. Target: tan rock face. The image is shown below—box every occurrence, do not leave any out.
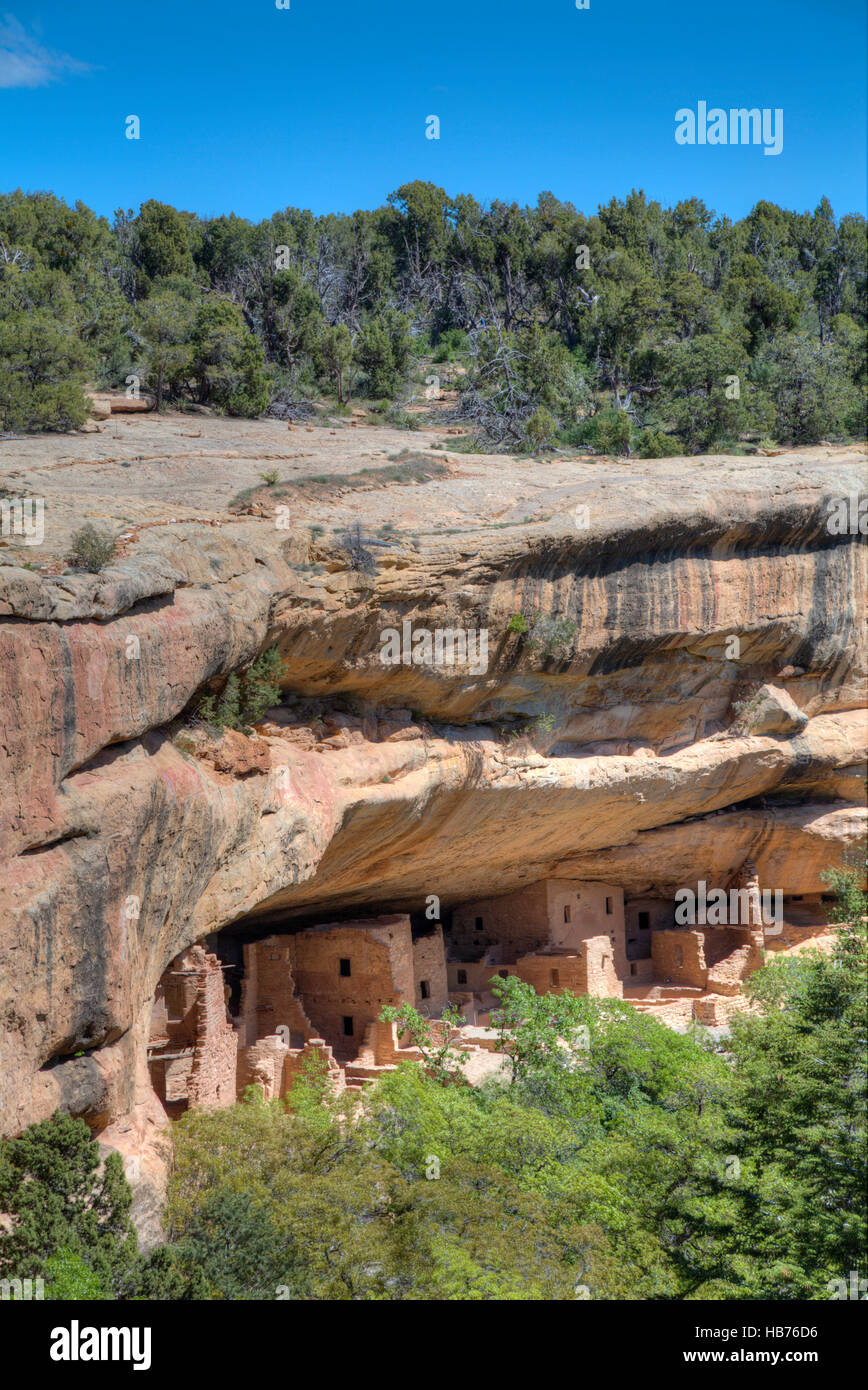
[0,420,865,1159]
[737,683,809,736]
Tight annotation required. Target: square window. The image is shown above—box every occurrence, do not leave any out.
[339,958,351,977]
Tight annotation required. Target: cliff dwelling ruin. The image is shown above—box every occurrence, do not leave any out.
[145,865,833,1115]
[0,415,863,1243]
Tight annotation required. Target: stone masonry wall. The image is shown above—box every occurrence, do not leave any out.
[184,948,237,1110]
[412,925,449,1014]
[292,920,410,1061]
[450,882,550,961]
[242,916,415,1063]
[240,938,313,1049]
[651,930,707,988]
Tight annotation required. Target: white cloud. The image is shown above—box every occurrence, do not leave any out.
[0,14,89,89]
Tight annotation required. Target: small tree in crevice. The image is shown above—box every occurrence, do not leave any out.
[197,646,284,732]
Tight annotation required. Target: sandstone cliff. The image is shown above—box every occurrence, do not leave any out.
[1,420,865,1219]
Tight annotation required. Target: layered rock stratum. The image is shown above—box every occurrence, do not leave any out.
[1,414,865,1228]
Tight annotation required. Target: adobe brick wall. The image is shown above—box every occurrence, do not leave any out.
[705,928,764,994]
[651,930,708,987]
[625,897,673,959]
[237,1034,288,1101]
[413,925,448,1013]
[148,988,170,1047]
[149,945,237,1112]
[282,1038,346,1096]
[240,938,313,1049]
[511,953,588,995]
[544,881,626,977]
[185,948,237,1110]
[578,935,624,997]
[450,881,550,960]
[241,916,415,1063]
[450,879,627,975]
[447,960,502,993]
[291,917,412,1061]
[496,935,623,1000]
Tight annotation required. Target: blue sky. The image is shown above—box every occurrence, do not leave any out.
[2,0,866,224]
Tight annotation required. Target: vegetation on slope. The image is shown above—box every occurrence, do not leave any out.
[1,185,864,453]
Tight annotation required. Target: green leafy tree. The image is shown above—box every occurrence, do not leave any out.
[755,333,861,443]
[197,646,283,731]
[660,333,772,451]
[357,311,413,398]
[132,200,197,293]
[190,299,270,416]
[0,266,91,431]
[0,1114,138,1294]
[317,322,354,402]
[378,1002,469,1085]
[723,908,867,1295]
[135,289,195,410]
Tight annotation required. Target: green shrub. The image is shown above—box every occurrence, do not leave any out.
[197,646,284,731]
[522,405,558,451]
[591,407,633,456]
[637,428,681,458]
[432,328,467,363]
[69,524,117,573]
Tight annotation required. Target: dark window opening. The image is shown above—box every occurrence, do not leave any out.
[630,963,637,977]
[605,897,613,915]
[339,958,351,977]
[638,910,650,931]
[475,916,483,931]
[498,969,509,978]
[550,969,560,986]
[457,969,467,985]
[563,906,571,923]
[420,980,430,1000]
[342,1016,354,1036]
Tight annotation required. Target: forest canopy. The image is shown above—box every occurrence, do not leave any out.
[0,184,865,453]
